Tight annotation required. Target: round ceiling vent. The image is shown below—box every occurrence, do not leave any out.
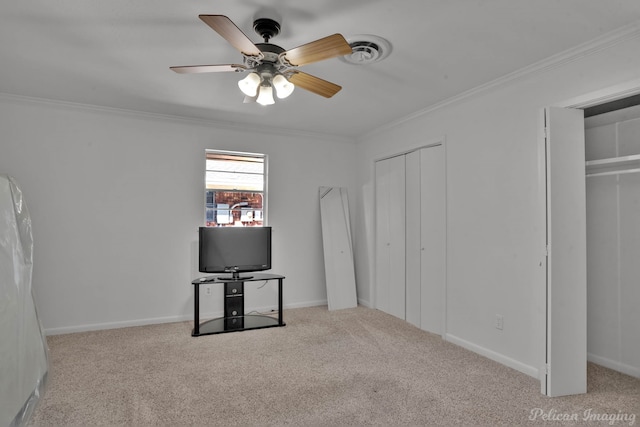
[339,34,392,65]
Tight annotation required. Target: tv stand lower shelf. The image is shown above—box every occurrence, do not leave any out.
[191,273,285,337]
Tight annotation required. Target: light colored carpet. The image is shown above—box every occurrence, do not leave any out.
[29,306,639,426]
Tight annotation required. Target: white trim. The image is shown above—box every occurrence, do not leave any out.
[587,353,640,379]
[560,77,640,109]
[360,21,640,141]
[0,92,355,144]
[356,298,371,308]
[282,299,329,309]
[371,136,446,164]
[44,300,327,335]
[537,107,549,394]
[442,138,449,341]
[445,333,540,379]
[44,314,194,336]
[374,141,443,163]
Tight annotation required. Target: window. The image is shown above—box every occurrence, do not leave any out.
[205,150,266,227]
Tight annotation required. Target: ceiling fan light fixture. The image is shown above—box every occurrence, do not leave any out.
[173,15,351,105]
[256,84,275,106]
[238,72,261,97]
[273,74,295,99]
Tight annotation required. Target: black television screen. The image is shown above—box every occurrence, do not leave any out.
[198,226,272,279]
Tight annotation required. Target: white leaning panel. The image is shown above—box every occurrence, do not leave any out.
[319,187,357,311]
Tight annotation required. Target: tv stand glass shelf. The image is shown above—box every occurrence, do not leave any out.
[191,273,285,337]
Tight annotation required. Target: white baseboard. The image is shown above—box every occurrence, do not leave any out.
[357,298,371,308]
[445,333,540,379]
[44,314,193,335]
[44,299,328,336]
[588,352,640,378]
[282,299,328,309]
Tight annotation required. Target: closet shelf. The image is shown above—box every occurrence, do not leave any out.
[586,154,640,177]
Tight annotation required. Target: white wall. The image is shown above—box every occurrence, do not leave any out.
[0,97,357,334]
[354,35,640,379]
[4,31,640,387]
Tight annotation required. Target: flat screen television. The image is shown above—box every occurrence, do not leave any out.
[198,226,272,280]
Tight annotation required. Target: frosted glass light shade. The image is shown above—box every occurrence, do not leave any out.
[273,74,295,99]
[256,85,275,106]
[238,72,261,97]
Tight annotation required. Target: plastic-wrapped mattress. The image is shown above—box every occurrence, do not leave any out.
[0,175,49,426]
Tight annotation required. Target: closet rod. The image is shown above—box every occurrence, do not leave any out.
[586,167,640,178]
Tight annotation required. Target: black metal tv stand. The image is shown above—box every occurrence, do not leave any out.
[191,273,285,337]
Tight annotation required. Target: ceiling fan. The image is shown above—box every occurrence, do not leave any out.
[170,15,353,105]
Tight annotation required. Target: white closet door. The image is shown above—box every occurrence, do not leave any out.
[545,106,587,396]
[405,151,421,327]
[375,155,406,319]
[375,159,391,314]
[419,145,446,335]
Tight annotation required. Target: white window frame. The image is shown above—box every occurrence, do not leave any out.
[204,149,268,227]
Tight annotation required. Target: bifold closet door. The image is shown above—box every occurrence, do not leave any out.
[405,151,421,327]
[544,107,586,396]
[375,155,406,319]
[405,146,445,332]
[376,146,445,327]
[419,146,445,334]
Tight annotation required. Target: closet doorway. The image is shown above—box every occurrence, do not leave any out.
[543,87,640,397]
[374,142,446,336]
[584,103,640,379]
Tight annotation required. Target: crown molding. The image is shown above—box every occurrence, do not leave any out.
[0,92,355,144]
[359,21,640,142]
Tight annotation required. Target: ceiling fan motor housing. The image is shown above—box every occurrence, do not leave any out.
[253,18,281,42]
[245,43,288,72]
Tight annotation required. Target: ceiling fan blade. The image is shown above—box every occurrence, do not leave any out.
[288,71,342,98]
[170,64,246,74]
[283,34,352,66]
[199,15,263,58]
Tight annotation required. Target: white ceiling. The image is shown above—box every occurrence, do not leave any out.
[2,1,640,139]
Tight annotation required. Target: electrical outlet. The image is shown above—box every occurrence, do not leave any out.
[205,285,212,296]
[495,314,504,330]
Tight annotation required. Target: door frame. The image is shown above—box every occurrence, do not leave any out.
[540,78,640,395]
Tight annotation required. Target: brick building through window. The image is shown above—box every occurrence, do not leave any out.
[205,150,266,227]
